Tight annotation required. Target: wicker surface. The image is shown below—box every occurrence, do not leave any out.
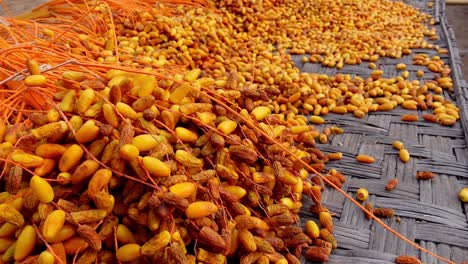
[1,0,467,263]
[296,0,468,263]
[0,0,48,16]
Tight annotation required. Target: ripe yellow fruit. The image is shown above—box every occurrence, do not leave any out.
[42,210,66,241]
[356,188,369,201]
[396,63,407,70]
[392,141,404,150]
[37,251,55,264]
[169,84,191,104]
[169,182,197,198]
[14,225,36,261]
[24,75,47,86]
[142,156,171,177]
[185,201,219,218]
[399,149,410,163]
[11,152,43,168]
[76,88,95,113]
[116,102,138,119]
[0,222,18,237]
[75,121,100,143]
[102,103,119,128]
[223,186,247,200]
[71,160,100,184]
[0,238,14,253]
[26,59,40,75]
[46,224,76,243]
[132,134,160,151]
[49,243,66,264]
[35,144,67,158]
[310,116,325,125]
[88,169,113,198]
[63,237,89,255]
[251,106,271,121]
[459,187,468,203]
[119,144,140,160]
[175,127,198,143]
[116,244,142,262]
[34,159,56,177]
[30,175,54,203]
[59,144,84,172]
[116,224,137,245]
[217,120,237,135]
[238,229,256,252]
[305,220,320,239]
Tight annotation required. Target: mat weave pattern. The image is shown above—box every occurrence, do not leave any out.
[0,0,48,16]
[296,0,468,263]
[0,0,467,263]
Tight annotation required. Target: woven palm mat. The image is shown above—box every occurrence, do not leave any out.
[295,0,468,263]
[0,0,48,16]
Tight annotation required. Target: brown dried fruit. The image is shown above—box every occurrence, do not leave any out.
[283,232,312,247]
[141,230,171,256]
[192,169,216,183]
[386,178,399,191]
[240,252,262,264]
[98,216,118,241]
[23,189,40,209]
[285,253,301,264]
[395,255,422,264]
[253,236,274,254]
[77,225,102,251]
[198,226,227,253]
[266,204,289,217]
[313,239,332,249]
[6,166,22,195]
[162,193,189,210]
[57,199,79,212]
[319,211,334,233]
[319,228,337,249]
[276,226,302,238]
[364,202,374,220]
[304,246,331,262]
[235,215,257,230]
[401,114,419,122]
[416,171,436,180]
[309,185,322,204]
[229,145,257,164]
[167,242,188,263]
[0,204,24,227]
[263,233,284,251]
[373,208,395,218]
[70,210,107,224]
[269,212,295,227]
[147,192,162,209]
[216,164,239,182]
[324,175,342,188]
[75,248,98,264]
[331,171,346,183]
[423,114,438,123]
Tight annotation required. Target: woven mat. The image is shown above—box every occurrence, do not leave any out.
[296,0,468,263]
[0,0,48,16]
[1,0,467,263]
